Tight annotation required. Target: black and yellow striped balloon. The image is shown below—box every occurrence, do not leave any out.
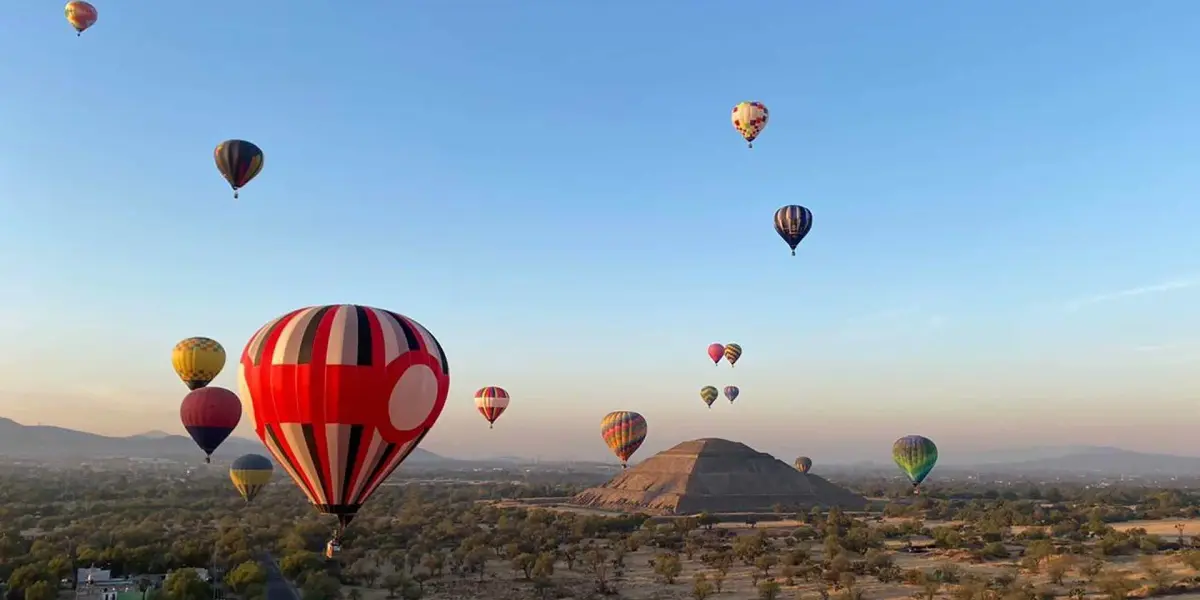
[229,453,273,503]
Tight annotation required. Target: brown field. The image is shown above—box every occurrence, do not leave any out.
[1110,519,1200,536]
[335,516,1200,599]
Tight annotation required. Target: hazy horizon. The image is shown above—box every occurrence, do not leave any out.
[2,2,1199,464]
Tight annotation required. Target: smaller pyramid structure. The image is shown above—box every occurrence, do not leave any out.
[571,438,867,515]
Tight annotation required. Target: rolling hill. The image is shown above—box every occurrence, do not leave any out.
[0,418,449,464]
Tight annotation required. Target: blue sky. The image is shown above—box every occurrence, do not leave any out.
[0,2,1198,463]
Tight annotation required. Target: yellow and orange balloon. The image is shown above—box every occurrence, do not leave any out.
[64,1,98,36]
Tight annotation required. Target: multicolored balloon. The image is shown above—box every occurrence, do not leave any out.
[214,139,264,199]
[474,386,510,429]
[229,454,274,503]
[64,1,97,36]
[172,337,226,391]
[723,385,739,404]
[179,387,242,463]
[238,304,449,554]
[724,343,743,367]
[731,101,769,149]
[892,435,938,494]
[794,456,812,473]
[699,386,719,408]
[707,343,725,366]
[774,205,814,256]
[601,411,647,469]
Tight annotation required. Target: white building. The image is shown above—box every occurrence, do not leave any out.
[76,568,113,586]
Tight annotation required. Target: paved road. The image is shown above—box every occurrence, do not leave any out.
[260,554,300,600]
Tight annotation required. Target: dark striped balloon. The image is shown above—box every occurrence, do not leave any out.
[773,205,814,256]
[214,139,264,199]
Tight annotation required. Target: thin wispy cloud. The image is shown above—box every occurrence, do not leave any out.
[1064,278,1198,311]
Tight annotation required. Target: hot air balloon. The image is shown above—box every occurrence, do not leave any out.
[724,343,743,367]
[474,386,510,429]
[893,435,938,494]
[214,140,264,199]
[180,387,242,463]
[707,343,725,366]
[172,337,226,390]
[699,386,719,408]
[723,385,739,404]
[774,205,814,256]
[601,411,646,469]
[794,456,812,473]
[230,454,274,503]
[64,1,97,36]
[731,101,769,148]
[238,304,449,556]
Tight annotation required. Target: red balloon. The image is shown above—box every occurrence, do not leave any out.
[237,304,449,537]
[707,343,725,365]
[179,387,242,462]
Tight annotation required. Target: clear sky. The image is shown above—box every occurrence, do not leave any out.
[1,2,1199,464]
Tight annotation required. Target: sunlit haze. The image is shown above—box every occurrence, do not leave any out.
[1,2,1199,464]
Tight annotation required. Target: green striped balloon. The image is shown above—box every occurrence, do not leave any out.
[892,435,938,492]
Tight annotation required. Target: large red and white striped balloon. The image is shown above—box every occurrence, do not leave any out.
[238,304,449,544]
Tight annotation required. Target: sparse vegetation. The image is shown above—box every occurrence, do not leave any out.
[4,463,1200,599]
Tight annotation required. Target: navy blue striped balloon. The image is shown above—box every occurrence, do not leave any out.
[774,205,813,256]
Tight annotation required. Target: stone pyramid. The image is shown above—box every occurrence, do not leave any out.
[571,438,867,515]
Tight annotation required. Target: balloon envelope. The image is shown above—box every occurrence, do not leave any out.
[172,337,226,390]
[474,386,510,428]
[214,139,264,198]
[700,386,718,408]
[180,387,242,460]
[64,1,97,34]
[230,453,274,503]
[893,435,938,488]
[723,343,742,367]
[731,101,769,147]
[774,205,814,256]
[238,304,449,533]
[723,385,739,403]
[601,411,647,468]
[794,456,812,473]
[707,343,725,365]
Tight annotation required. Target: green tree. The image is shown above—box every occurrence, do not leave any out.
[300,573,341,600]
[757,579,782,600]
[23,581,55,600]
[224,561,267,594]
[164,569,211,600]
[653,552,682,584]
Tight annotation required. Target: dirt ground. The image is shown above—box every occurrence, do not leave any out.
[1110,519,1200,537]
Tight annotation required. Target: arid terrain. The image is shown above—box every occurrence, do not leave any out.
[8,465,1200,600]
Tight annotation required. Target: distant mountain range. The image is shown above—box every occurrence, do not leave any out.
[0,418,448,464]
[832,445,1200,476]
[963,446,1200,476]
